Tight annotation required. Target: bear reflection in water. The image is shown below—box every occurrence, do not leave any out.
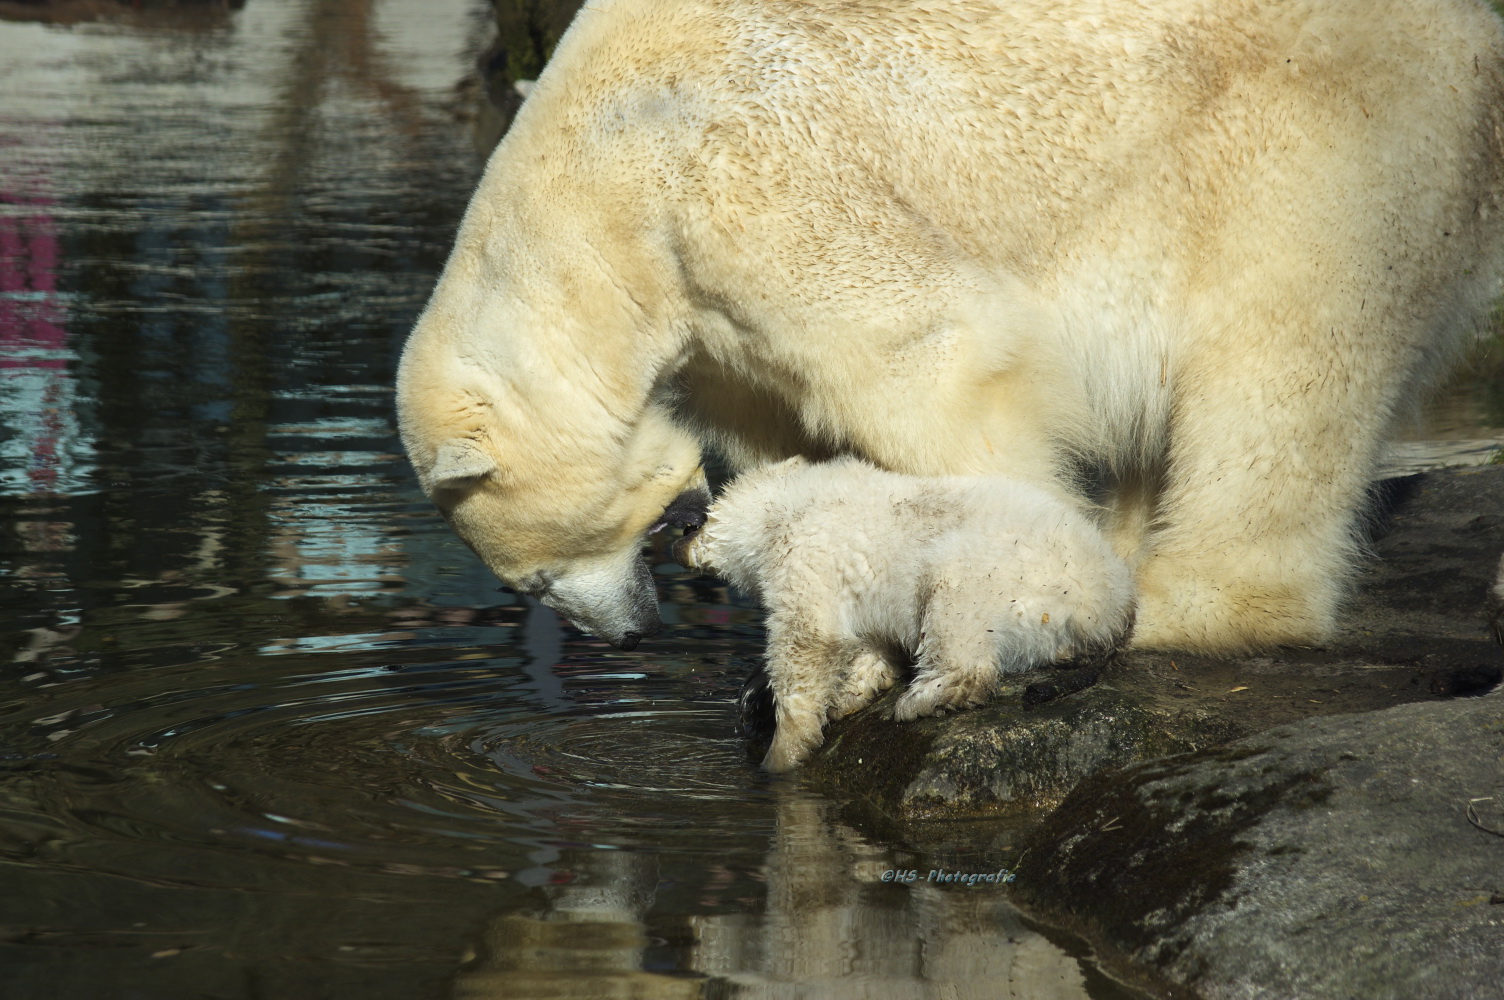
[675,457,1134,771]
[453,790,1095,1000]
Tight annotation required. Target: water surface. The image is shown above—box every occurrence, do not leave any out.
[0,3,1147,997]
[1,3,1499,998]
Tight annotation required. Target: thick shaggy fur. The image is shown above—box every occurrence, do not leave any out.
[675,458,1134,770]
[397,0,1504,654]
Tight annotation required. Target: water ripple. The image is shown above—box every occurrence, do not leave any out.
[0,618,770,894]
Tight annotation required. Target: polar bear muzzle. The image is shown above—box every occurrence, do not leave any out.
[553,487,707,647]
[539,551,663,651]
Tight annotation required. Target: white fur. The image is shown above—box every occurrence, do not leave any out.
[398,0,1504,655]
[676,457,1134,771]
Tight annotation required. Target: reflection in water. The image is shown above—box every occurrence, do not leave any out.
[0,1,1494,997]
[2,2,1140,995]
[0,185,94,495]
[458,789,1104,999]
[264,406,409,599]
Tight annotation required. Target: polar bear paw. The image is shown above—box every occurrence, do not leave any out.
[829,648,899,719]
[892,666,995,722]
[763,720,825,773]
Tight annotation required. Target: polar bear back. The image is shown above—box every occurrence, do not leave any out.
[525,0,1504,464]
[705,458,1131,651]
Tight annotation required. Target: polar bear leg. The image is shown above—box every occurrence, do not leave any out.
[760,607,847,772]
[893,580,1029,721]
[894,658,992,722]
[1100,467,1162,571]
[828,645,899,720]
[1132,331,1389,653]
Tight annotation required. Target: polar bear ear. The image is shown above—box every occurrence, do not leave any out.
[429,438,496,489]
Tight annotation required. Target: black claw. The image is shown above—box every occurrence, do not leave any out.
[736,661,777,742]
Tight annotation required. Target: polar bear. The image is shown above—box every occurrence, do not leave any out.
[396,0,1504,655]
[673,457,1135,770]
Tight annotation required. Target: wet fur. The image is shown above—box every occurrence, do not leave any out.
[676,457,1134,771]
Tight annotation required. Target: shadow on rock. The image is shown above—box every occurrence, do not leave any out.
[804,466,1504,832]
[1012,696,1504,1000]
[794,465,1504,999]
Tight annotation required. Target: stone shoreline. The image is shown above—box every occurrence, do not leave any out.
[803,464,1504,999]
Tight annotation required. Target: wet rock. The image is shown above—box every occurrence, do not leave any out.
[803,666,1253,823]
[1488,550,1504,645]
[472,0,585,155]
[804,465,1504,826]
[791,465,1504,998]
[1011,696,1504,1000]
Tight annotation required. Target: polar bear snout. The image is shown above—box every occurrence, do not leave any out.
[540,553,663,650]
[616,629,651,652]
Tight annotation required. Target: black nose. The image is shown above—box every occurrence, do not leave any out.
[619,631,643,651]
[660,486,710,529]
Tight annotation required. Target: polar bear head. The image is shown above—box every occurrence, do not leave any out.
[398,304,709,650]
[392,39,727,652]
[402,412,709,650]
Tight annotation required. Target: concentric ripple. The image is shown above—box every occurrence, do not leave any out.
[0,611,774,894]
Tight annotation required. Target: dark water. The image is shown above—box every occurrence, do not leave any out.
[1,3,1499,999]
[0,3,1146,998]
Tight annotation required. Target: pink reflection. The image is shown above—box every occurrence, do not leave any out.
[0,190,66,365]
[0,187,74,494]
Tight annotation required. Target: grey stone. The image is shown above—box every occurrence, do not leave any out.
[794,465,1504,998]
[804,466,1504,827]
[1011,696,1504,1000]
